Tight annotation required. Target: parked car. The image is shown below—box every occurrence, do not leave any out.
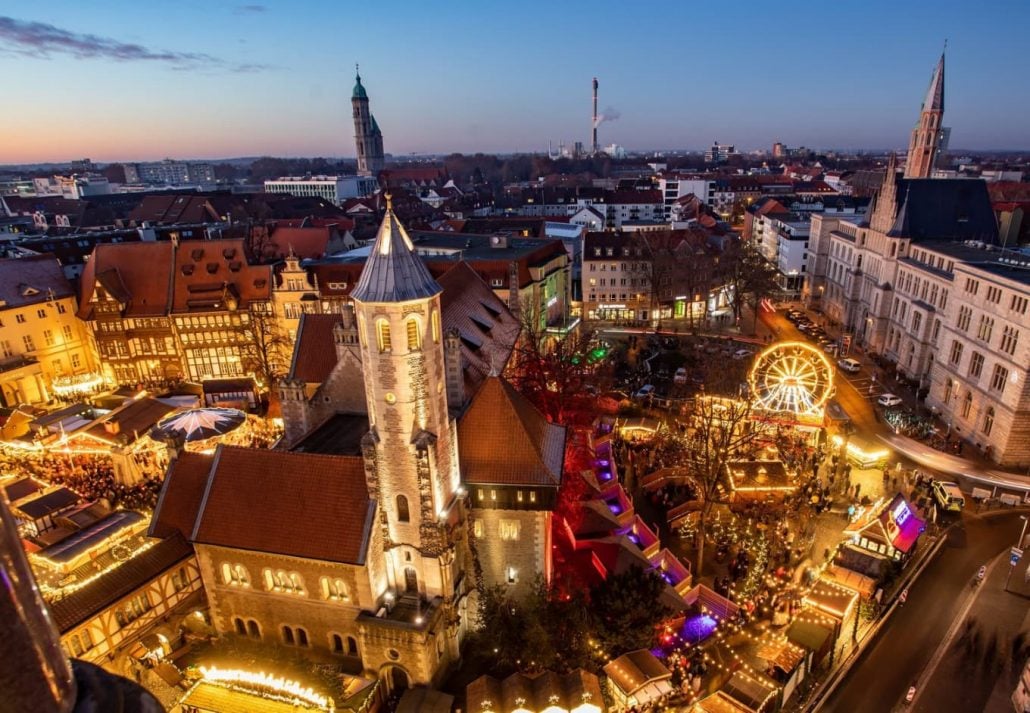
[732,349,754,360]
[673,367,689,384]
[635,384,656,398]
[932,481,965,512]
[838,358,861,373]
[878,393,903,407]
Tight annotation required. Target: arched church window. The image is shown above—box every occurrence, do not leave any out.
[376,319,391,353]
[396,494,410,523]
[406,317,421,352]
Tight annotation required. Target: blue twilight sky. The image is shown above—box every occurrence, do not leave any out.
[1,0,1028,163]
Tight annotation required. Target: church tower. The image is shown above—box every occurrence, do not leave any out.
[351,197,465,607]
[352,68,385,177]
[904,52,946,178]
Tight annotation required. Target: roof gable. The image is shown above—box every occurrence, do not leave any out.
[458,376,564,486]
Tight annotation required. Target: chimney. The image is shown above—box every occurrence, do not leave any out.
[592,77,599,154]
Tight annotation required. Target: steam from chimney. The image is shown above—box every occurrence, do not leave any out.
[593,107,621,129]
[592,77,599,154]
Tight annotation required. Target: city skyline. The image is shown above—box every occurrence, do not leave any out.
[1,0,1030,163]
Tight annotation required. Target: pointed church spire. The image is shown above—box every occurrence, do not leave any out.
[350,196,441,303]
[923,51,945,114]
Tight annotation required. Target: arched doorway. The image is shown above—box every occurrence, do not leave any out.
[403,567,418,593]
[381,665,410,694]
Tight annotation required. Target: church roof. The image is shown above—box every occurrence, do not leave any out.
[352,71,367,100]
[288,313,344,382]
[458,376,565,487]
[350,205,442,303]
[922,53,944,114]
[152,446,375,565]
[885,179,997,242]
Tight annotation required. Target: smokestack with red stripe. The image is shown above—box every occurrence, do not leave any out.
[592,77,599,154]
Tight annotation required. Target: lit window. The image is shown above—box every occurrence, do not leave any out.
[319,576,350,602]
[376,319,391,352]
[473,520,484,538]
[396,494,410,523]
[431,310,440,342]
[406,317,421,351]
[499,519,520,541]
[506,566,519,584]
[221,563,249,587]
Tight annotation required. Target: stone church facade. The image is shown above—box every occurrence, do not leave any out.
[152,204,562,692]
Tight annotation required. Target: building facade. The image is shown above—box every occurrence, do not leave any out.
[264,176,378,205]
[0,255,99,406]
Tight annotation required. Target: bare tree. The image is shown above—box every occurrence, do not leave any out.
[684,390,763,579]
[724,237,780,332]
[241,308,293,389]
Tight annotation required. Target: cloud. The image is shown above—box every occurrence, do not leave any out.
[234,4,267,14]
[0,16,268,72]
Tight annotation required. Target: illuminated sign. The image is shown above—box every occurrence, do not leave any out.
[892,500,911,526]
[599,304,626,309]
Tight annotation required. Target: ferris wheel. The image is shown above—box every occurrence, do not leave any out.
[748,342,834,416]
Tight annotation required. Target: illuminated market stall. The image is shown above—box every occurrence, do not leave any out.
[839,493,926,577]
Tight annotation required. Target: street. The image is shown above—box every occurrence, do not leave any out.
[819,510,1026,712]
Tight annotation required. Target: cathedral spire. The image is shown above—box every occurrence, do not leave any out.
[922,52,945,114]
[350,198,441,303]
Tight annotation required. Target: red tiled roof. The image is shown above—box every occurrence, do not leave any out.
[458,377,564,486]
[437,262,521,396]
[264,226,332,261]
[309,262,364,298]
[288,313,344,383]
[171,238,272,312]
[150,452,214,539]
[78,241,174,318]
[191,446,374,565]
[0,255,75,310]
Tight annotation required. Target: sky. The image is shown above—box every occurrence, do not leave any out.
[1,0,1029,164]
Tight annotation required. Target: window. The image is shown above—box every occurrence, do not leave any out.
[297,628,308,647]
[976,315,994,343]
[964,278,980,295]
[473,519,484,538]
[1000,326,1019,356]
[949,340,963,366]
[262,569,305,595]
[63,325,73,341]
[431,310,440,343]
[506,566,519,584]
[986,286,1002,304]
[961,392,973,419]
[396,494,410,523]
[982,407,995,436]
[956,306,972,332]
[1012,295,1029,315]
[16,314,25,324]
[221,563,249,587]
[406,317,421,351]
[320,577,350,602]
[376,320,391,352]
[56,303,66,314]
[247,620,261,639]
[37,308,46,319]
[943,379,953,403]
[282,626,295,645]
[990,364,1009,394]
[499,519,520,541]
[42,330,54,347]
[71,353,81,369]
[911,312,922,333]
[331,633,344,654]
[968,352,984,380]
[171,566,189,592]
[22,335,35,352]
[234,617,247,635]
[0,341,12,358]
[346,636,358,656]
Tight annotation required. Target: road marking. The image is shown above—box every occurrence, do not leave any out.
[904,551,1006,710]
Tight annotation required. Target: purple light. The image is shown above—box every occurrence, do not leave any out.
[682,614,717,643]
[628,533,640,545]
[608,503,622,515]
[598,470,612,481]
[596,459,610,467]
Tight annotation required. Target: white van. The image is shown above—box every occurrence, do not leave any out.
[932,481,965,512]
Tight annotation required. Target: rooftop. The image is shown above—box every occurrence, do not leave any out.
[290,413,370,456]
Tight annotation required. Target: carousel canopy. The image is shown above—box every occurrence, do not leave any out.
[151,408,246,443]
